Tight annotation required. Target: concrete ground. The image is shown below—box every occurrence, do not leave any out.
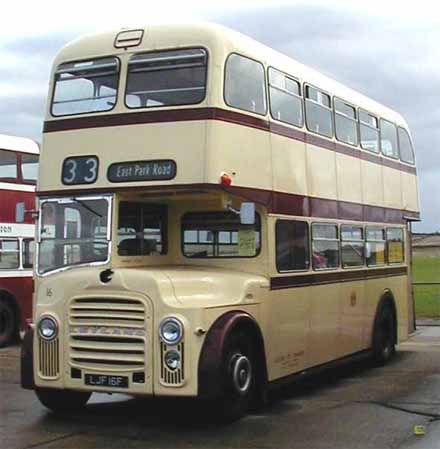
[1,327,440,449]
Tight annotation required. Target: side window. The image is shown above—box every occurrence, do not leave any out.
[0,149,18,182]
[268,68,303,127]
[387,228,404,263]
[276,220,309,272]
[224,54,267,115]
[22,239,35,269]
[341,226,365,267]
[21,153,39,184]
[334,98,358,146]
[366,227,386,266]
[380,119,399,159]
[312,224,339,270]
[0,239,19,269]
[359,109,379,153]
[398,128,415,165]
[117,202,167,256]
[305,86,333,137]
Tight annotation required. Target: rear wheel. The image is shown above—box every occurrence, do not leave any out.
[0,298,17,348]
[35,388,92,412]
[212,331,257,422]
[372,304,396,365]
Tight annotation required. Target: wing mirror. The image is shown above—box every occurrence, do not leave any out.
[240,202,255,225]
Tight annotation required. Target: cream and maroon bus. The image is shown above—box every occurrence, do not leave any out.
[21,23,419,420]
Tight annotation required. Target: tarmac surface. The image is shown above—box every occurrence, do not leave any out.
[1,326,440,449]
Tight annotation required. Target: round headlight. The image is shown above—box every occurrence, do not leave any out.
[38,316,58,340]
[159,318,183,345]
[164,350,181,370]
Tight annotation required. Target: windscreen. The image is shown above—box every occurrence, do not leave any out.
[125,48,207,108]
[51,57,119,116]
[38,198,111,274]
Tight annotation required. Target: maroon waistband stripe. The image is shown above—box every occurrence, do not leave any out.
[43,107,417,175]
[270,266,408,290]
[37,182,420,224]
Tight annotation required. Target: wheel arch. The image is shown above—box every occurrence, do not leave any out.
[198,310,268,399]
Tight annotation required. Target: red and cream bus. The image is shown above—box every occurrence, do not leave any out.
[0,134,39,346]
[22,24,419,420]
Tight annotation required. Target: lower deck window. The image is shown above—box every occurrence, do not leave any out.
[366,227,386,266]
[0,239,19,269]
[117,202,167,256]
[312,224,339,269]
[182,211,260,258]
[22,239,35,269]
[387,228,404,263]
[341,226,365,267]
[276,220,309,271]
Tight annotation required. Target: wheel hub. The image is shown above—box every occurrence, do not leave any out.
[231,354,252,395]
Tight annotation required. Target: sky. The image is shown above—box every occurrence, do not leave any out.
[0,0,438,232]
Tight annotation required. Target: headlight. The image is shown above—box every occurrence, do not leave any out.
[164,350,181,370]
[38,316,58,341]
[159,317,183,345]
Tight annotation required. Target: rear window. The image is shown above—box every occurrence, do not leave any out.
[398,128,415,165]
[125,48,207,108]
[224,54,267,115]
[52,57,119,116]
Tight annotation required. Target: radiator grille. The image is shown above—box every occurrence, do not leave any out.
[69,298,146,372]
[160,342,184,386]
[38,338,60,378]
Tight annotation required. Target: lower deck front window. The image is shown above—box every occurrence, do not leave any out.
[38,197,111,274]
[182,211,261,258]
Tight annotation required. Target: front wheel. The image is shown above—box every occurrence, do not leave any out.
[35,388,92,412]
[372,304,396,366]
[211,331,257,422]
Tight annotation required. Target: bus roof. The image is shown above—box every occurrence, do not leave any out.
[53,22,408,128]
[0,134,39,155]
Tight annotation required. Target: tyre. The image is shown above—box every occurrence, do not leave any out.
[213,331,257,422]
[35,388,92,412]
[0,298,17,348]
[372,304,396,366]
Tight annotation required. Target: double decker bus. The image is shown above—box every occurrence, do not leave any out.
[0,134,39,347]
[22,24,419,420]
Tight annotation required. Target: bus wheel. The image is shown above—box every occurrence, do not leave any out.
[372,304,396,366]
[215,331,256,422]
[35,388,92,412]
[0,298,17,348]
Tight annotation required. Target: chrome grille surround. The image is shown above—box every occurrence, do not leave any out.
[69,297,147,372]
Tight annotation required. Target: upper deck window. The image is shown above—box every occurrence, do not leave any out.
[224,54,267,115]
[125,48,207,108]
[268,68,303,127]
[380,119,399,159]
[305,86,333,138]
[398,128,415,165]
[0,150,17,182]
[21,153,39,184]
[334,98,358,146]
[52,57,119,116]
[359,109,379,153]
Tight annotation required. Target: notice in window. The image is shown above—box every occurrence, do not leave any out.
[388,242,403,263]
[238,229,256,256]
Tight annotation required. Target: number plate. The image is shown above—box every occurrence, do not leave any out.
[85,374,128,388]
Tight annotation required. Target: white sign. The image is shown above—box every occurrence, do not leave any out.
[0,223,35,238]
